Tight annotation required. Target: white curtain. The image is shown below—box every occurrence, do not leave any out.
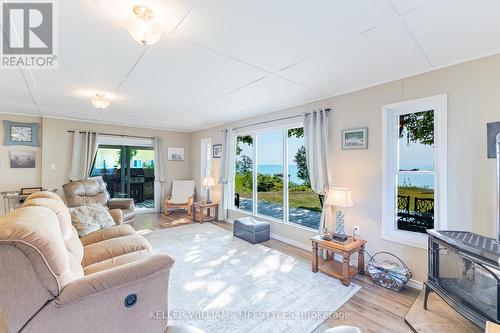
[219,128,236,220]
[154,137,168,213]
[303,109,335,232]
[69,131,99,181]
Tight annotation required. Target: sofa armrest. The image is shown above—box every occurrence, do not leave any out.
[108,209,123,224]
[108,198,135,211]
[56,254,174,305]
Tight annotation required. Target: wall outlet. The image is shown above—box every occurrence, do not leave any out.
[50,163,56,170]
[353,226,360,236]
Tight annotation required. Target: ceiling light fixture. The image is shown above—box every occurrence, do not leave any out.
[126,5,162,46]
[91,93,111,109]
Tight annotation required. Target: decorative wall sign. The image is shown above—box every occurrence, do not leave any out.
[167,147,185,161]
[213,144,222,158]
[342,127,368,150]
[3,121,40,147]
[10,150,36,168]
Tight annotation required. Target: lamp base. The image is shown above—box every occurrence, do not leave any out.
[332,233,348,242]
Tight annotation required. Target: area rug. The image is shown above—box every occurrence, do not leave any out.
[143,223,360,333]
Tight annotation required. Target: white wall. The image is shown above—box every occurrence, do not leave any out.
[188,53,500,283]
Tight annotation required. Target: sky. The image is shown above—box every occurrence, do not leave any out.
[398,136,434,170]
[238,130,304,165]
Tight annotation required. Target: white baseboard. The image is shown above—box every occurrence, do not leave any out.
[269,232,311,252]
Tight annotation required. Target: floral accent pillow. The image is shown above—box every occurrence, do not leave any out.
[69,203,115,237]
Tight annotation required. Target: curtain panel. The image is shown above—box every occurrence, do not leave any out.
[303,109,335,231]
[219,128,236,220]
[154,137,168,213]
[69,131,99,181]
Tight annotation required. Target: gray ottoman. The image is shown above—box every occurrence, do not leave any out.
[233,217,270,244]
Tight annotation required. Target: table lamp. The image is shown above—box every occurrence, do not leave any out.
[325,187,354,242]
[202,176,216,203]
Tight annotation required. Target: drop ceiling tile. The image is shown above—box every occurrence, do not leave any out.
[129,39,266,98]
[118,79,210,113]
[56,1,145,77]
[40,106,100,121]
[174,0,397,73]
[0,69,30,88]
[0,84,35,106]
[37,91,96,115]
[221,76,321,112]
[278,19,431,96]
[403,0,500,68]
[167,100,252,130]
[0,104,40,116]
[96,102,180,120]
[96,114,168,129]
[33,69,121,97]
[388,0,432,15]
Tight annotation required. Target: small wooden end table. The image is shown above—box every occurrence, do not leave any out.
[311,235,366,287]
[192,201,219,224]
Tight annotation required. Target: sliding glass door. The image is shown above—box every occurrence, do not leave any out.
[91,145,155,209]
[234,126,321,229]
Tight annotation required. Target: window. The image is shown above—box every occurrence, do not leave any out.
[234,125,321,229]
[382,94,447,249]
[200,137,212,198]
[90,136,155,211]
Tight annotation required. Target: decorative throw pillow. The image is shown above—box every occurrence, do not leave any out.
[69,203,115,237]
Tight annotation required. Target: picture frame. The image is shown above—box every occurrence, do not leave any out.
[213,144,222,158]
[167,147,185,161]
[3,120,40,147]
[342,127,368,150]
[10,150,36,168]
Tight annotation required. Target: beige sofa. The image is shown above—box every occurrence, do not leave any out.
[63,176,136,224]
[0,191,174,333]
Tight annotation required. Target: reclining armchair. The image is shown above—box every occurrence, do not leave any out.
[63,176,135,224]
[0,191,174,333]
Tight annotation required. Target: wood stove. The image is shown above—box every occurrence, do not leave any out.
[423,129,500,329]
[425,230,500,328]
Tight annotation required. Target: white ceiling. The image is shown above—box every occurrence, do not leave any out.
[2,0,500,131]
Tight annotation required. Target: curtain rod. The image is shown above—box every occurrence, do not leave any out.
[231,108,331,131]
[67,130,155,140]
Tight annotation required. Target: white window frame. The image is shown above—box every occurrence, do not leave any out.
[200,137,212,197]
[234,122,319,230]
[381,94,447,249]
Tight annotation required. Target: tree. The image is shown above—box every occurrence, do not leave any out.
[236,155,252,174]
[399,110,434,145]
[294,146,310,185]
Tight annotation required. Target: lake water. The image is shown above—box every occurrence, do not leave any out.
[258,164,303,184]
[259,164,434,189]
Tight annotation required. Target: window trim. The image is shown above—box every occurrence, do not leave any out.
[200,137,212,197]
[381,94,447,249]
[234,121,320,231]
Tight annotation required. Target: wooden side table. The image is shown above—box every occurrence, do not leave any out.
[311,235,366,287]
[192,201,219,224]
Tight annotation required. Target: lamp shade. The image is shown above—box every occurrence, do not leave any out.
[325,187,354,208]
[202,176,216,187]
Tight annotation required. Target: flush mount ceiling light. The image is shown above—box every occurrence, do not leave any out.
[126,5,162,46]
[91,93,111,109]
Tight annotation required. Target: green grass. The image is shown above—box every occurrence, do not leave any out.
[237,188,322,212]
[398,186,434,211]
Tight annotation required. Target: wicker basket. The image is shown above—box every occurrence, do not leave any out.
[367,251,412,292]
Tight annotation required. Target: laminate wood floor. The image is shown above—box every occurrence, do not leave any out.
[133,213,420,333]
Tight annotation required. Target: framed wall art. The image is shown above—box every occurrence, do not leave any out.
[3,121,40,147]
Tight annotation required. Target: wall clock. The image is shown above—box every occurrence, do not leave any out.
[3,120,40,147]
